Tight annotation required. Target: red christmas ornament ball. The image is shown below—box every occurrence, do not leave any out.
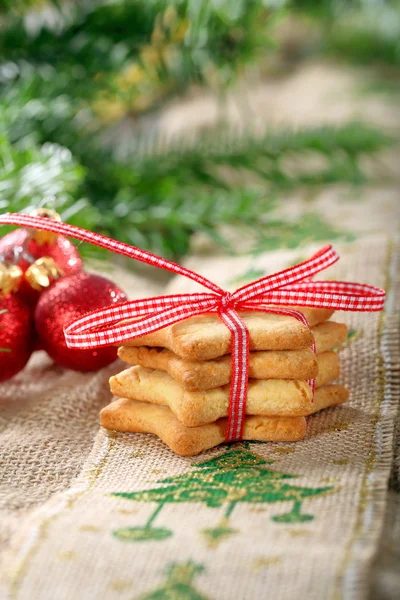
[34,272,127,372]
[0,294,34,382]
[0,228,82,306]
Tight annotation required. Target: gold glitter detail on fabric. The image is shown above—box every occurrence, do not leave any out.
[251,556,281,571]
[287,529,311,537]
[333,459,350,466]
[202,517,238,548]
[115,509,139,515]
[130,451,145,459]
[319,421,351,434]
[58,551,77,561]
[79,525,103,533]
[87,440,116,486]
[271,447,296,455]
[109,580,134,592]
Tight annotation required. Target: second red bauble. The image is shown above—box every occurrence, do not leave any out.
[0,294,34,382]
[35,272,127,371]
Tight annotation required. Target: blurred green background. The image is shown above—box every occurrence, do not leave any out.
[1,0,399,260]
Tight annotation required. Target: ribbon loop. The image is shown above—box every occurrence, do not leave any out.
[232,245,339,303]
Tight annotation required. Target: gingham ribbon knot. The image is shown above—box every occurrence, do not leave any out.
[0,213,386,442]
[220,292,235,309]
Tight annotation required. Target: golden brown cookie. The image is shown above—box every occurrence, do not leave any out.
[118,346,318,390]
[118,329,343,391]
[121,308,333,361]
[100,399,307,456]
[312,321,348,353]
[315,351,340,388]
[110,362,342,426]
[309,384,349,413]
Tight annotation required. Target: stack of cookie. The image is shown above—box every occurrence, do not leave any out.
[101,308,349,456]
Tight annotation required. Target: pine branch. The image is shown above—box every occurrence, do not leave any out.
[0,0,274,117]
[1,84,392,259]
[123,122,392,187]
[0,1,396,261]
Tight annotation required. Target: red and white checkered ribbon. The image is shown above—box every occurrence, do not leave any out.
[0,214,386,442]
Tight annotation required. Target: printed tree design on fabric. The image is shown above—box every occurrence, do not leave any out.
[112,445,333,544]
[137,561,208,600]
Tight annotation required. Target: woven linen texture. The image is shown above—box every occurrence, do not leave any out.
[0,235,398,600]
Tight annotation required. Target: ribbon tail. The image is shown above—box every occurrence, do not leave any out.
[0,213,224,295]
[232,245,339,303]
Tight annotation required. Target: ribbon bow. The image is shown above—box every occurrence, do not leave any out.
[0,214,385,441]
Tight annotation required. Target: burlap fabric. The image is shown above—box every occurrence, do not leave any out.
[0,271,157,563]
[0,233,398,600]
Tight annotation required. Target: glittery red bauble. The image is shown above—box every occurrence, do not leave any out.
[0,228,82,306]
[34,272,127,372]
[0,294,34,382]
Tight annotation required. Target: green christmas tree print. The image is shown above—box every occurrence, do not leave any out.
[112,446,334,544]
[137,561,208,600]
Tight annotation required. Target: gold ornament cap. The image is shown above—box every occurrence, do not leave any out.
[30,208,62,245]
[25,257,64,291]
[0,263,23,296]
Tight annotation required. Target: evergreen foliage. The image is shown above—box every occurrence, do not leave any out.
[0,1,396,259]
